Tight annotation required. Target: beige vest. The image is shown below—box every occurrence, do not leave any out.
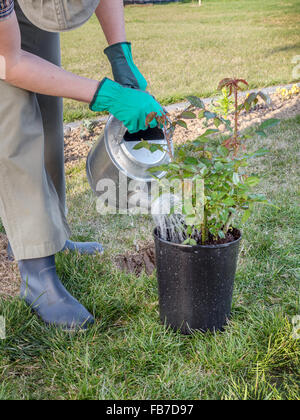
[18,0,100,32]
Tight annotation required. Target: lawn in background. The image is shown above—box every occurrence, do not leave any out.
[0,116,299,400]
[61,0,300,122]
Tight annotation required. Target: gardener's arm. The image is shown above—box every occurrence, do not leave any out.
[96,0,148,90]
[0,3,164,133]
[0,12,98,102]
[95,0,126,45]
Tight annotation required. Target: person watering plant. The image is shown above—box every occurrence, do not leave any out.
[0,0,165,330]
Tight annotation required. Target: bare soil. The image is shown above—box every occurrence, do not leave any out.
[170,92,300,145]
[115,242,156,276]
[64,123,105,168]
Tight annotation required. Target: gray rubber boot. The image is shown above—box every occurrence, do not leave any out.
[18,255,94,330]
[7,240,104,260]
[62,240,104,255]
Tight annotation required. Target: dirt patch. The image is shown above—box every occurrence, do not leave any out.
[115,242,156,276]
[170,92,300,145]
[0,234,20,299]
[64,122,105,168]
[114,227,241,277]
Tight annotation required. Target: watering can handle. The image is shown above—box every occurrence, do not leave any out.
[115,96,169,145]
[116,120,128,145]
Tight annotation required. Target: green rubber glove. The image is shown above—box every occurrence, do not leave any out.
[104,42,147,91]
[90,78,164,133]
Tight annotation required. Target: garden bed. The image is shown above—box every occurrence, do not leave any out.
[63,91,300,168]
[115,242,156,276]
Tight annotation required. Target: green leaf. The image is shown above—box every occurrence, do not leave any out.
[184,156,198,165]
[241,209,251,223]
[183,164,198,173]
[180,111,197,119]
[175,120,188,129]
[257,118,280,131]
[187,96,205,109]
[248,196,279,208]
[150,145,159,153]
[133,140,149,150]
[214,118,221,128]
[204,111,216,120]
[217,145,230,157]
[245,92,257,105]
[168,163,181,170]
[245,176,260,187]
[223,197,236,206]
[256,130,267,138]
[202,129,219,136]
[200,157,212,166]
[183,238,197,246]
[200,167,208,176]
[223,119,232,131]
[147,164,168,173]
[214,162,224,171]
[193,137,209,145]
[251,148,269,157]
[193,129,218,145]
[218,230,226,239]
[257,91,271,105]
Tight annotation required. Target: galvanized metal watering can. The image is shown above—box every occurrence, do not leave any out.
[86,115,173,210]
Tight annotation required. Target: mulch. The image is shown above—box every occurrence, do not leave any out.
[0,233,20,299]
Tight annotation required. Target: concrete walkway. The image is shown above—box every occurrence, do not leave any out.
[64,82,299,134]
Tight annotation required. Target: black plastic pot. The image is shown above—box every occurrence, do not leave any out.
[154,228,241,334]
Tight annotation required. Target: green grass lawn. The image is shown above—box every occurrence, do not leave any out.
[61,0,300,122]
[0,115,299,400]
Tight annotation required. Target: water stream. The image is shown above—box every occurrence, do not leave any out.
[151,193,186,243]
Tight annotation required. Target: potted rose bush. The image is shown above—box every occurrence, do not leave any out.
[135,79,279,334]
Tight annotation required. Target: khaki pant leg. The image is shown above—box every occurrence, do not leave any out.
[0,8,71,260]
[16,0,66,209]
